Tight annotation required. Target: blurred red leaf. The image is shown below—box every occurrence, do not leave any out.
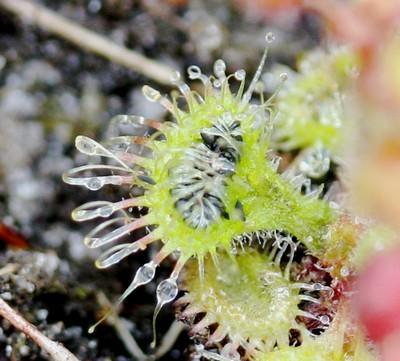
[355,246,400,343]
[0,224,29,249]
[307,0,400,109]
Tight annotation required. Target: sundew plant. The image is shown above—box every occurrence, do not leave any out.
[63,34,375,360]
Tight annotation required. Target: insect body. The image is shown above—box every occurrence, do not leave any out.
[170,113,242,228]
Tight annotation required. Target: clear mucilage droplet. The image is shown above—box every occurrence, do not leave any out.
[88,261,157,334]
[72,202,117,222]
[87,177,103,191]
[142,85,161,102]
[170,70,181,84]
[157,278,179,303]
[96,242,141,269]
[118,261,157,305]
[151,277,179,348]
[280,72,288,81]
[188,65,202,79]
[299,145,331,179]
[76,135,123,160]
[319,315,330,325]
[313,283,324,291]
[234,69,246,81]
[76,136,98,156]
[136,262,157,284]
[265,32,275,43]
[98,205,113,217]
[214,59,226,80]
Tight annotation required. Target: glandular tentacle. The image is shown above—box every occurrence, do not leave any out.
[72,197,148,222]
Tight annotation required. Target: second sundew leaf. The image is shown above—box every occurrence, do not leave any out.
[271,47,358,154]
[178,249,312,358]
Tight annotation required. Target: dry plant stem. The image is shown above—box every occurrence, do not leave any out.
[96,291,149,361]
[0,0,176,85]
[0,297,80,361]
[152,320,186,360]
[114,318,149,361]
[96,292,185,361]
[113,318,185,361]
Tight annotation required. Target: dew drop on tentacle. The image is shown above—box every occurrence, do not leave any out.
[62,164,136,191]
[142,85,174,113]
[235,69,246,81]
[170,70,196,110]
[92,217,148,248]
[72,201,115,222]
[107,114,162,138]
[151,276,179,348]
[95,243,141,269]
[279,72,288,81]
[292,282,332,294]
[75,136,134,169]
[121,261,158,301]
[260,71,289,112]
[75,136,112,159]
[72,198,147,222]
[84,216,150,248]
[88,260,158,334]
[213,59,227,82]
[319,315,331,326]
[187,65,209,85]
[87,177,103,191]
[234,69,247,100]
[142,85,161,102]
[104,136,154,161]
[95,232,157,269]
[83,217,127,247]
[75,135,99,156]
[151,253,187,348]
[265,32,275,43]
[213,79,222,88]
